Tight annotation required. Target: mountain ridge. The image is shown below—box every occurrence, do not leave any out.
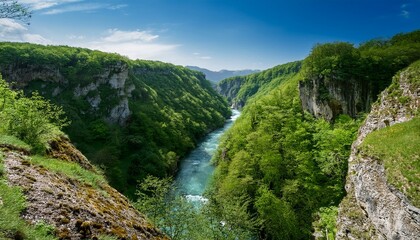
[0,42,231,196]
[186,65,260,83]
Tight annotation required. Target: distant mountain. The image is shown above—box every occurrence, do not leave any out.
[186,66,260,83]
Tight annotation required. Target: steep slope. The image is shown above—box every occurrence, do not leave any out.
[216,61,301,108]
[1,144,167,240]
[0,77,166,240]
[210,31,420,239]
[336,61,420,239]
[210,73,360,239]
[0,42,230,196]
[299,30,420,121]
[186,66,259,83]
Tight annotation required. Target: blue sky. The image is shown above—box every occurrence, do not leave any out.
[0,0,419,70]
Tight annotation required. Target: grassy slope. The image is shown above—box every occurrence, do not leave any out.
[0,150,57,240]
[361,117,420,207]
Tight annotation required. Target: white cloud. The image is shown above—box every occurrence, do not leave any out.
[20,1,128,14]
[103,29,158,43]
[107,4,127,10]
[200,56,212,60]
[74,29,180,61]
[20,0,82,10]
[22,33,52,44]
[0,18,52,44]
[87,42,179,60]
[43,3,107,14]
[0,18,27,32]
[67,34,85,40]
[400,3,411,18]
[401,10,410,18]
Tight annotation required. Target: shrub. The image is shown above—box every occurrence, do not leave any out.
[0,76,68,153]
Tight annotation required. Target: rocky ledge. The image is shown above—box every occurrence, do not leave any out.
[2,144,167,240]
[336,62,420,239]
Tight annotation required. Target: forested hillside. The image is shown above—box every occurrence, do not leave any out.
[210,30,420,239]
[300,30,420,120]
[216,61,301,108]
[0,42,230,196]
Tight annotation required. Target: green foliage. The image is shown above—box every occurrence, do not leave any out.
[218,61,301,106]
[0,42,230,197]
[135,176,255,240]
[361,117,420,207]
[255,186,299,239]
[303,42,359,81]
[0,153,57,240]
[211,74,360,239]
[302,30,420,100]
[312,206,339,240]
[0,76,68,153]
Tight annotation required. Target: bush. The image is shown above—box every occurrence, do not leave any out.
[0,76,68,153]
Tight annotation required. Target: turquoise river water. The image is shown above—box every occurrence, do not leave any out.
[174,109,240,203]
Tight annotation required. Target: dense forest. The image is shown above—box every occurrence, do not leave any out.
[217,61,302,108]
[210,30,420,239]
[0,42,230,196]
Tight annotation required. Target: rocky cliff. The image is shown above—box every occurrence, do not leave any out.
[0,42,230,196]
[298,77,372,122]
[336,61,420,239]
[2,57,133,125]
[216,76,245,108]
[1,136,167,240]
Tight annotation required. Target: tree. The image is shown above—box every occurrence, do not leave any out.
[0,0,31,24]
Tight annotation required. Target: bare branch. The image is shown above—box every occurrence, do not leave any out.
[0,0,32,24]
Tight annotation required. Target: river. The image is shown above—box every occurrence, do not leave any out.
[174,109,241,203]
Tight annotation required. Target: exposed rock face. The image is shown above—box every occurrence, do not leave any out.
[1,62,133,125]
[336,64,420,239]
[2,64,66,88]
[2,144,167,240]
[216,77,245,108]
[299,78,371,121]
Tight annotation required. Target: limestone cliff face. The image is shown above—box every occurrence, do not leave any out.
[216,77,245,108]
[1,61,133,125]
[299,77,371,121]
[1,139,167,240]
[336,64,420,239]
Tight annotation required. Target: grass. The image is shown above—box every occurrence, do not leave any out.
[0,134,32,152]
[30,155,108,191]
[0,152,57,240]
[360,117,420,207]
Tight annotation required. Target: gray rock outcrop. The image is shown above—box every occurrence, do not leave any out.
[299,77,371,121]
[336,63,420,239]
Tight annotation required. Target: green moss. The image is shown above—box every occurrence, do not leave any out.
[361,117,420,207]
